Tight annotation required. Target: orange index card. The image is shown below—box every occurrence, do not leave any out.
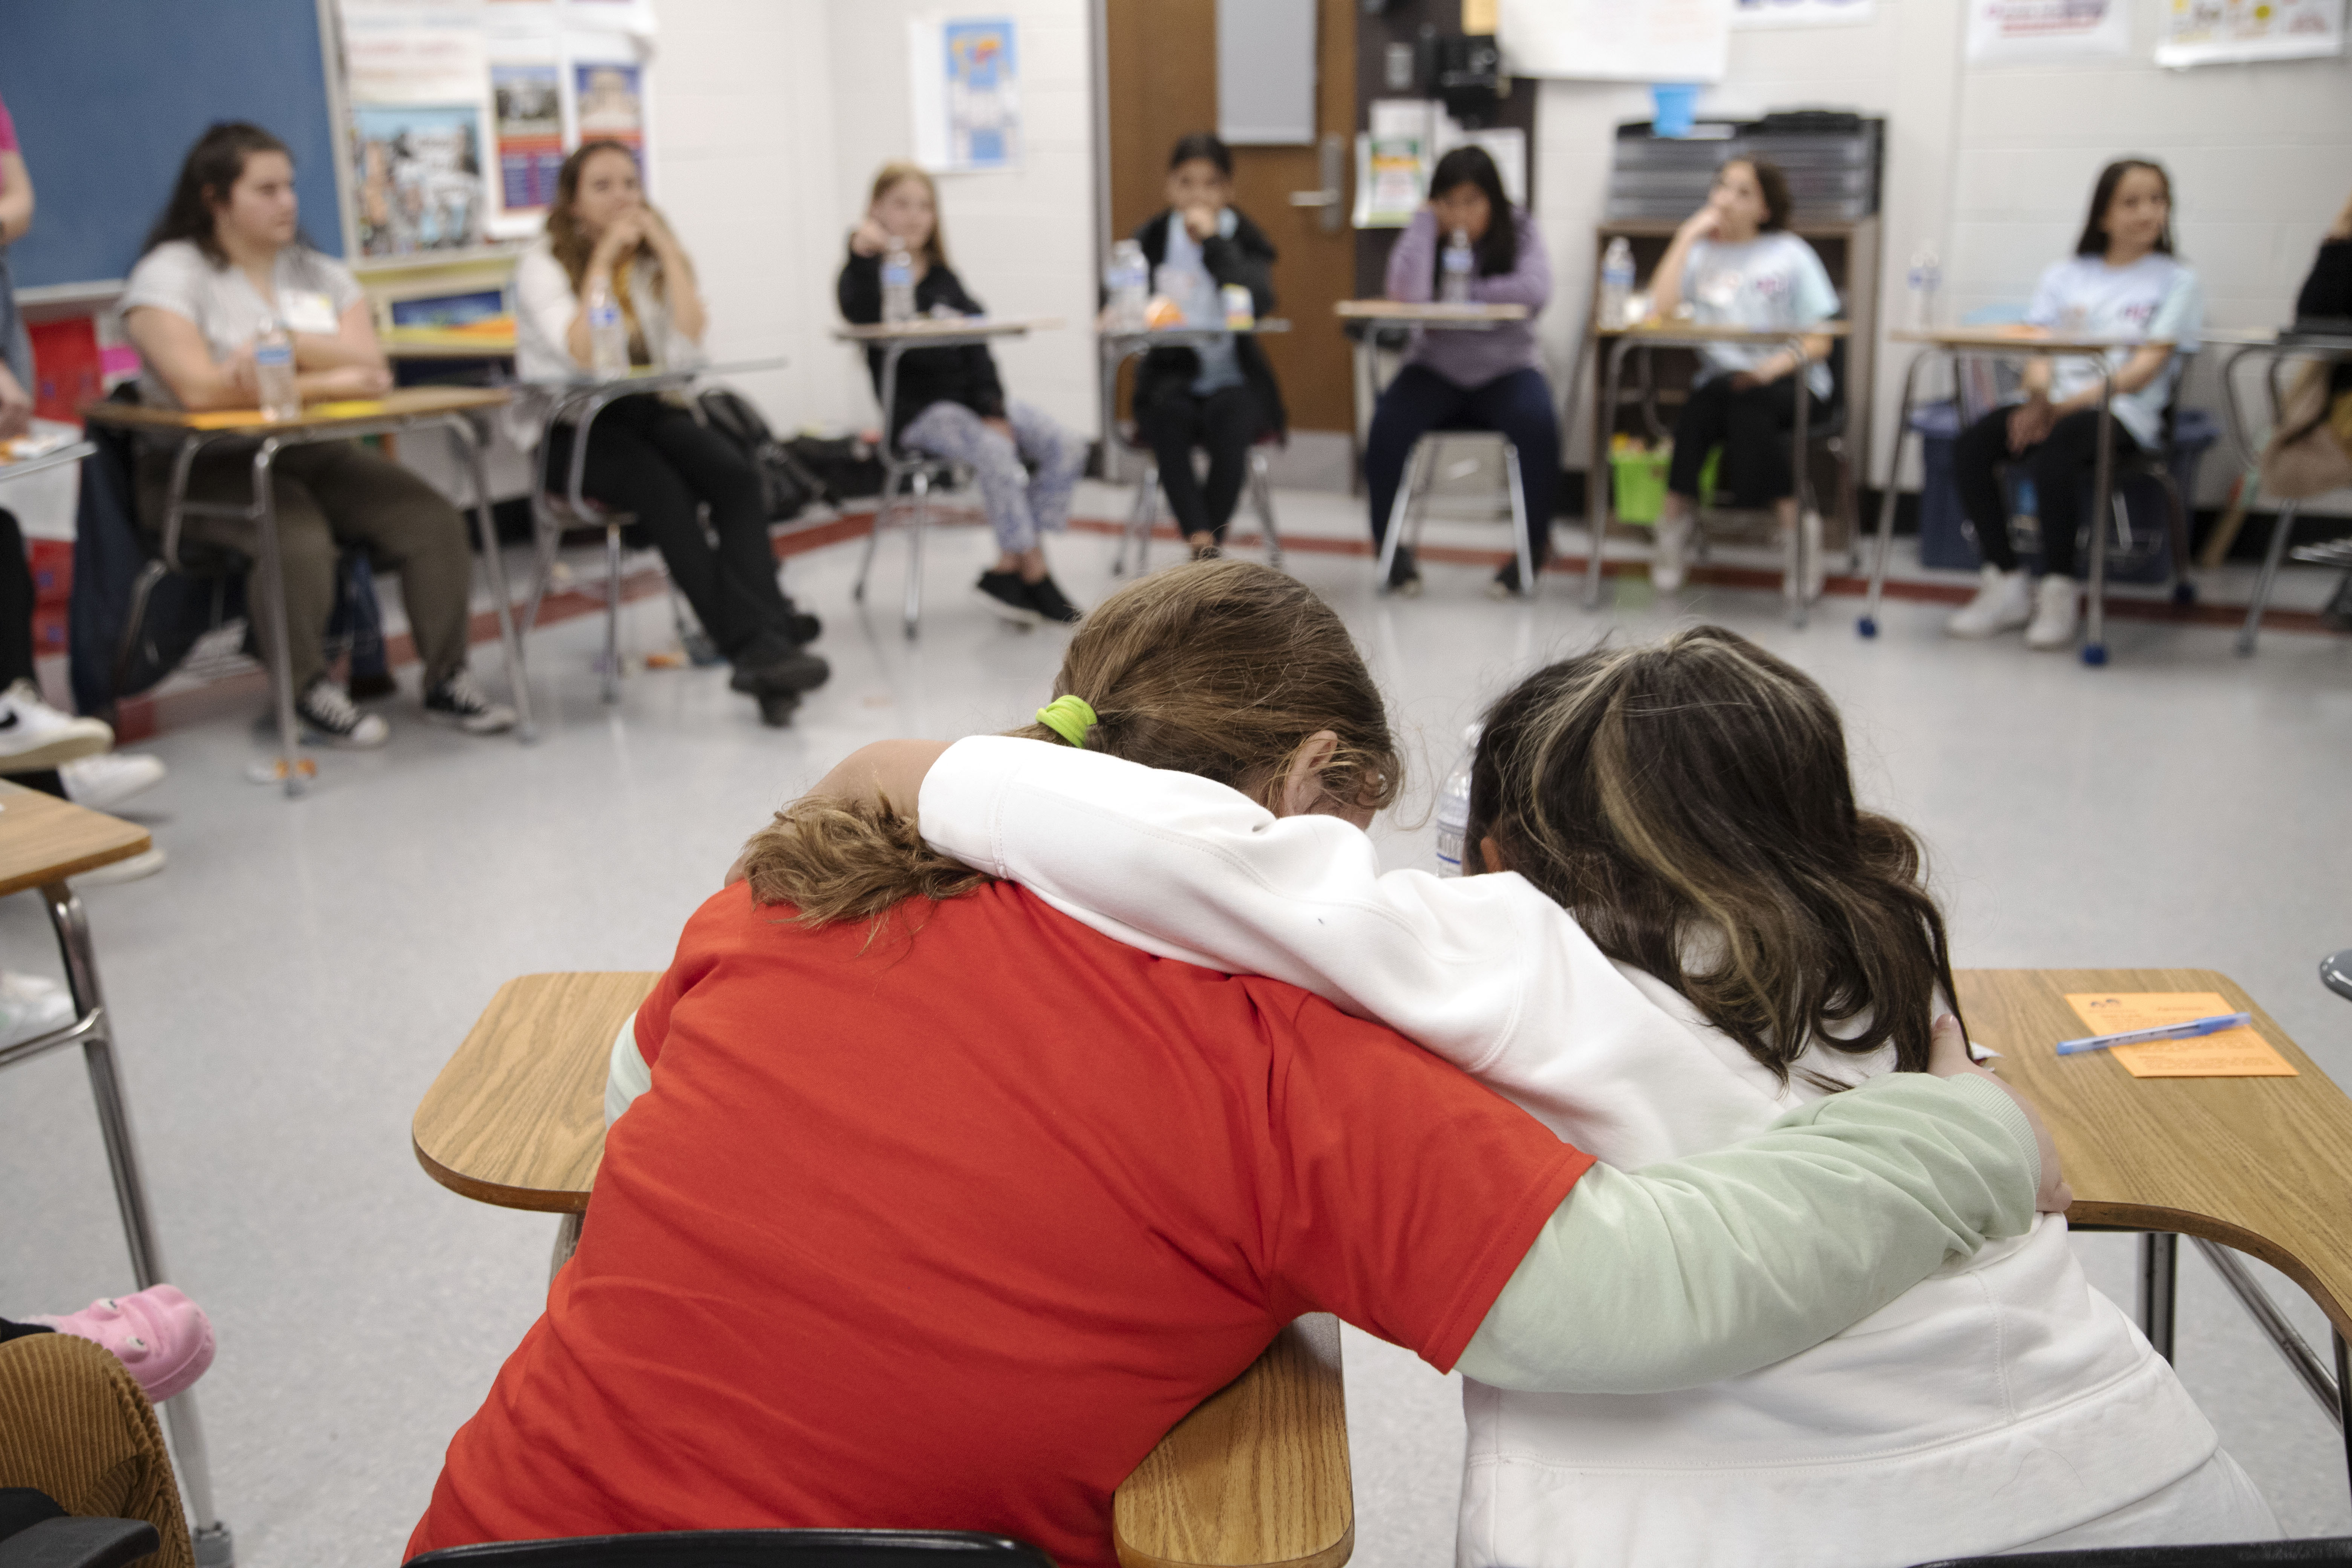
[2063,992,2297,1078]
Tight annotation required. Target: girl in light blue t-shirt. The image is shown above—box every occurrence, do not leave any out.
[1947,159,2202,650]
[1645,158,1842,596]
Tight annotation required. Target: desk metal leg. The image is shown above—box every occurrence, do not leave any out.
[444,416,537,743]
[42,882,235,1565]
[1786,340,1813,629]
[2081,384,2117,667]
[1586,340,1632,609]
[2240,499,2300,656]
[249,441,306,797]
[2335,1332,2352,1503]
[2138,1231,2177,1362]
[1860,350,1932,639]
[1504,442,1536,598]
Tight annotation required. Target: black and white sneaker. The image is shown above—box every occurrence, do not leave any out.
[727,633,831,695]
[0,678,113,771]
[1025,576,1083,625]
[423,669,518,735]
[296,677,390,749]
[975,570,1044,627]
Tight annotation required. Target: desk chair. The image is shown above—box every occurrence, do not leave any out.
[2325,950,2352,1004]
[0,1513,159,1568]
[407,1529,1052,1566]
[1113,427,1286,577]
[1913,1541,2352,1565]
[1375,430,1540,599]
[852,450,972,640]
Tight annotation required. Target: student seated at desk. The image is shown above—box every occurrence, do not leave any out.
[1367,147,1556,598]
[1645,156,1838,594]
[890,624,2278,1568]
[420,560,2058,1568]
[120,122,515,747]
[1124,133,1283,560]
[0,84,35,435]
[839,162,1087,627]
[1946,159,2202,649]
[515,141,828,715]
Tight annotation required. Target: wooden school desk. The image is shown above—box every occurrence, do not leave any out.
[1858,328,2174,666]
[413,972,1354,1568]
[1584,319,1853,625]
[81,387,536,794]
[0,782,236,1565]
[0,437,98,485]
[1957,968,2352,1490]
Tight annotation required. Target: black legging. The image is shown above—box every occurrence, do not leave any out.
[1668,376,1804,507]
[542,396,798,659]
[1952,406,2140,578]
[1137,380,1265,543]
[0,509,65,800]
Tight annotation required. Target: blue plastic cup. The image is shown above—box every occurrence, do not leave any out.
[1651,83,1700,138]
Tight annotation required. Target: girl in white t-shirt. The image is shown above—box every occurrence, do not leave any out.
[1947,159,2202,650]
[1645,157,1841,595]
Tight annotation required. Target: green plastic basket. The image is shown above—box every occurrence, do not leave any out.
[1611,447,1671,524]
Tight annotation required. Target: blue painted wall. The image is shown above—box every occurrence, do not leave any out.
[0,0,342,287]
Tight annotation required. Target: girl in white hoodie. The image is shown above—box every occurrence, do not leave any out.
[895,624,2278,1566]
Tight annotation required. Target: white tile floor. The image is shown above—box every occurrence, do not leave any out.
[2,487,2349,1567]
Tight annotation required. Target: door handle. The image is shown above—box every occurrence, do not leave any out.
[1289,133,1348,233]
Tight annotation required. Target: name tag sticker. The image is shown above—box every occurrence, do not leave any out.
[280,289,340,335]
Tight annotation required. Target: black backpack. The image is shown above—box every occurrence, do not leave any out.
[696,388,822,523]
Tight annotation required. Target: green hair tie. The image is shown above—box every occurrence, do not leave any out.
[1036,695,1098,748]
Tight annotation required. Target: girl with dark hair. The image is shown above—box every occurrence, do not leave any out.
[1366,145,1556,597]
[1947,158,2201,649]
[120,121,514,745]
[515,140,828,721]
[1124,133,1285,559]
[1645,157,1840,596]
[888,622,2275,1566]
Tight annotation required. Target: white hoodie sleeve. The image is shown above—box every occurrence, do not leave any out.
[920,735,1602,1078]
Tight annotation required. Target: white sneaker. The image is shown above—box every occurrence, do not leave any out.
[75,847,167,888]
[1946,566,2033,639]
[2024,575,2081,650]
[60,753,167,813]
[294,678,390,749]
[0,680,113,772]
[1652,512,1694,591]
[0,969,74,1047]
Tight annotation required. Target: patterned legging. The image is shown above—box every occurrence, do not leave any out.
[900,399,1086,555]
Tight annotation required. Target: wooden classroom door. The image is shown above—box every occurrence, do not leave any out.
[1102,0,1357,433]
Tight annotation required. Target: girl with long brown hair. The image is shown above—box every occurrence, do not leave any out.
[881,622,2272,1564]
[515,139,827,722]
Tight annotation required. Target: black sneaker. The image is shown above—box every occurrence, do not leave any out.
[789,609,823,645]
[1488,556,1543,599]
[975,570,1044,627]
[423,669,518,735]
[1026,576,1083,625]
[295,677,390,749]
[756,690,801,728]
[1384,544,1422,597]
[728,633,831,695]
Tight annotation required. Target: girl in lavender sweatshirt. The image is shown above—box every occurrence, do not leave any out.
[1367,145,1555,598]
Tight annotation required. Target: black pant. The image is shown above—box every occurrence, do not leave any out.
[1137,380,1265,542]
[0,510,67,801]
[1952,406,2140,577]
[1365,364,1558,564]
[1669,375,1804,507]
[543,395,797,659]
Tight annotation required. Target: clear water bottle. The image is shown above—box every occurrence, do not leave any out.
[585,277,629,378]
[1906,246,1942,333]
[1108,239,1150,332]
[1441,228,1475,305]
[253,318,300,422]
[1433,722,1484,878]
[882,237,917,324]
[1600,236,1636,328]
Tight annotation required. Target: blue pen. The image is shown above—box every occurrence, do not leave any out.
[2055,1011,2253,1056]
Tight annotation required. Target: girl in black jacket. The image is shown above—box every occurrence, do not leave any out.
[838,163,1087,626]
[1125,134,1285,559]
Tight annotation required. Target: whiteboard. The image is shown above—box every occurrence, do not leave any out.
[1499,0,1735,83]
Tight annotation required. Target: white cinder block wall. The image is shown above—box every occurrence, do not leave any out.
[1525,0,2352,508]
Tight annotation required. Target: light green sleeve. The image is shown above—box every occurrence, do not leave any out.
[1456,1073,2040,1394]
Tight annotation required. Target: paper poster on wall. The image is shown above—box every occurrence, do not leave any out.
[1499,0,1733,82]
[350,103,489,256]
[341,0,492,103]
[1354,99,1433,228]
[2155,0,2344,64]
[491,63,564,216]
[573,60,646,163]
[561,0,657,35]
[911,17,1021,172]
[1733,0,1874,28]
[1965,0,2131,62]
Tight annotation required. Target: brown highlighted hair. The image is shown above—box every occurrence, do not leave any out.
[743,560,1400,929]
[142,122,298,266]
[2075,157,2174,258]
[1465,625,1959,1081]
[1720,156,1793,233]
[545,139,686,295]
[867,161,951,270]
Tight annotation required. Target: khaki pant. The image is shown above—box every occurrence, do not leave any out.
[0,1333,193,1568]
[135,439,475,694]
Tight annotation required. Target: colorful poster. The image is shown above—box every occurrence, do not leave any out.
[2155,0,2344,64]
[1733,0,1875,26]
[350,103,489,257]
[1965,0,2131,61]
[573,59,645,165]
[911,18,1021,172]
[491,63,564,214]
